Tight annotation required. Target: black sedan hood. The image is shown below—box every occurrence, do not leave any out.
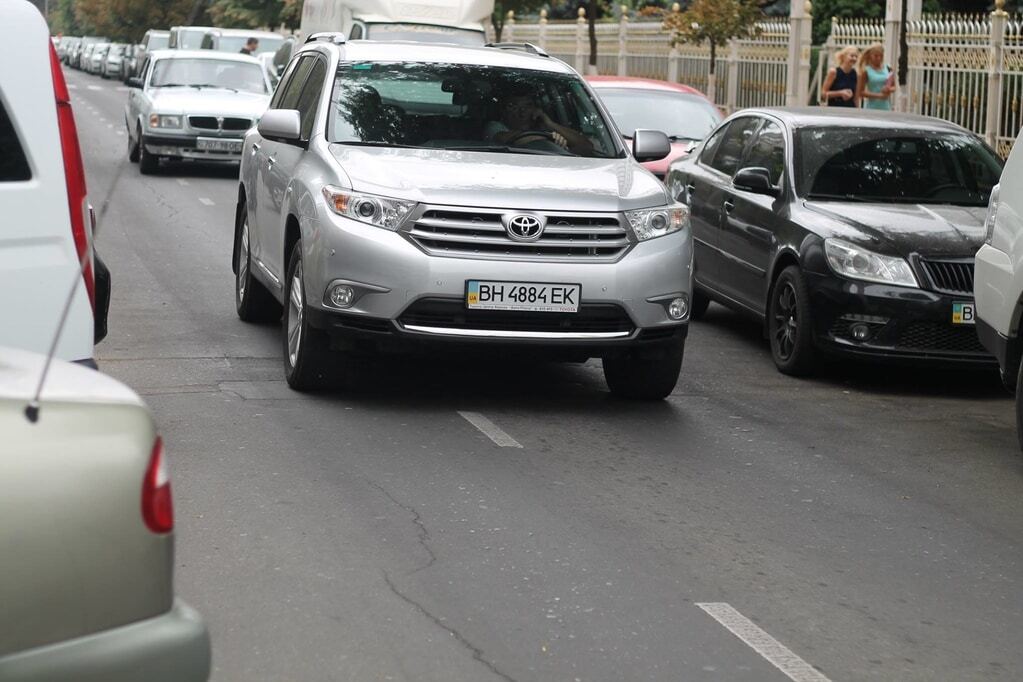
[804,201,987,258]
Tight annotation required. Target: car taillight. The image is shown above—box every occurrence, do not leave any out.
[48,41,95,311]
[142,437,174,534]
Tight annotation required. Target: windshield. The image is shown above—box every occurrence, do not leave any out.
[796,127,1003,206]
[176,29,207,50]
[149,34,169,50]
[367,24,486,46]
[150,58,268,94]
[327,62,622,158]
[217,35,284,54]
[110,45,126,56]
[594,87,720,141]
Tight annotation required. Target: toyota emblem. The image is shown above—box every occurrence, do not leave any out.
[506,214,544,242]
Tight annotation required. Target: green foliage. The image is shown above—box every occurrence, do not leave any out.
[664,0,761,70]
[493,0,548,41]
[73,0,195,42]
[810,0,884,45]
[207,0,301,30]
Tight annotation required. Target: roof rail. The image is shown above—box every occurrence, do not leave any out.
[306,32,346,45]
[484,42,549,58]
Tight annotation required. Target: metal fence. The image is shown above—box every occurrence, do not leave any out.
[502,8,789,114]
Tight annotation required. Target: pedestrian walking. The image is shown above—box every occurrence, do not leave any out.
[856,43,895,110]
[239,37,259,55]
[821,46,860,107]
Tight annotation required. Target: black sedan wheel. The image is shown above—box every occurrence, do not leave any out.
[768,266,816,376]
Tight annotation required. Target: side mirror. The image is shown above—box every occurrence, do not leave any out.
[126,77,143,89]
[632,129,671,162]
[733,167,778,197]
[257,109,302,143]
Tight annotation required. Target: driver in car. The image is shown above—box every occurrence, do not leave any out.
[485,91,592,155]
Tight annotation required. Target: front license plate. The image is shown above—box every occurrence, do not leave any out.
[196,137,243,153]
[466,280,580,313]
[952,301,976,325]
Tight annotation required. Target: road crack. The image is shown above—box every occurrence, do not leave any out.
[382,570,516,682]
[365,480,436,574]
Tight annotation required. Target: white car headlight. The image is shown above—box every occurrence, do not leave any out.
[984,183,1000,245]
[824,238,918,288]
[149,114,182,129]
[321,186,415,231]
[625,204,689,241]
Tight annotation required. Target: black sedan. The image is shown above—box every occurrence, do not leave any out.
[665,107,1002,375]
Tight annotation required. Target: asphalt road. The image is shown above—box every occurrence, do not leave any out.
[66,66,1022,682]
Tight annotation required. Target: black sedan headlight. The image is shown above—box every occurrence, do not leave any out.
[824,238,918,288]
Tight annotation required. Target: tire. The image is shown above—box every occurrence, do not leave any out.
[603,339,685,400]
[768,265,816,376]
[282,242,333,391]
[690,287,711,320]
[138,130,158,175]
[234,202,281,323]
[127,125,140,162]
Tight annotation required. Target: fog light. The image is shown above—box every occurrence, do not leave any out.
[329,284,355,308]
[850,323,871,341]
[668,296,687,320]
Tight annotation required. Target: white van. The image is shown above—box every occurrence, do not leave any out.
[1,0,109,365]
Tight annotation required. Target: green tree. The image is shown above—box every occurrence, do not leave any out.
[74,0,195,42]
[492,0,547,41]
[207,0,301,29]
[664,0,761,101]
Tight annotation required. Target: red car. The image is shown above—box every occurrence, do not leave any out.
[586,76,722,180]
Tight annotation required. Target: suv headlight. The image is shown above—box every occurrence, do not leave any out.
[149,114,182,129]
[625,204,689,241]
[824,238,918,288]
[984,183,1000,245]
[322,186,415,231]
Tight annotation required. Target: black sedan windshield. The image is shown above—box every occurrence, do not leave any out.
[327,62,622,158]
[796,127,1002,205]
[595,87,720,141]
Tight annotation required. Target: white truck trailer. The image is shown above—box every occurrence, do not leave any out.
[299,0,492,45]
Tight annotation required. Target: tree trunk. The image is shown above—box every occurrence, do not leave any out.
[493,15,504,42]
[707,40,717,103]
[587,0,598,74]
[185,0,207,25]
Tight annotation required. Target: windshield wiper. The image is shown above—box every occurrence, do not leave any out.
[806,193,870,202]
[337,140,422,149]
[152,83,189,88]
[439,145,562,156]
[667,135,701,142]
[189,83,239,92]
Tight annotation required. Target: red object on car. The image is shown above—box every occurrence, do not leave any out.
[586,76,723,179]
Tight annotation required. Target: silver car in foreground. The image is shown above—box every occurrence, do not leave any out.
[234,36,691,399]
[0,347,210,681]
[125,50,272,173]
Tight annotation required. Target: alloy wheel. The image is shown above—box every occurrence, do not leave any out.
[287,262,304,368]
[237,218,249,304]
[773,282,798,361]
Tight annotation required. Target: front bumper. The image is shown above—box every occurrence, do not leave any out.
[806,272,995,365]
[302,213,693,351]
[0,599,210,682]
[143,132,243,161]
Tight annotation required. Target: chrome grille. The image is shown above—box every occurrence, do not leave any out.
[187,116,251,131]
[406,208,631,262]
[919,258,974,296]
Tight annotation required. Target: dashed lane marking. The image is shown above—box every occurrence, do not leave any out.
[116,86,128,91]
[177,179,190,186]
[67,84,78,90]
[87,85,101,91]
[198,197,215,206]
[695,603,831,682]
[457,411,522,448]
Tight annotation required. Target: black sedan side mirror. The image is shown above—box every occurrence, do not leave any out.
[733,167,778,197]
[126,77,143,89]
[632,129,671,162]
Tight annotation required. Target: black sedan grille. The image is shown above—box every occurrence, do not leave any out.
[399,298,635,334]
[895,322,987,354]
[919,258,975,296]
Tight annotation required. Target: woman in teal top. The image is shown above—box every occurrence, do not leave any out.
[856,43,894,110]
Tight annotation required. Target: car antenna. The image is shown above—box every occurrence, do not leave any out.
[24,241,94,424]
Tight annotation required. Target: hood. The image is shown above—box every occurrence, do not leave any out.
[148,89,271,118]
[803,201,988,258]
[328,146,668,211]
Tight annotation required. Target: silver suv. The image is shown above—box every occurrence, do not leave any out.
[233,36,692,399]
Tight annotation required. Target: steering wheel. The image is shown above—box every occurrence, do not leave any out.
[506,130,556,145]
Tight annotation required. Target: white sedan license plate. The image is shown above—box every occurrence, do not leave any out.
[952,301,976,325]
[466,280,580,313]
[196,137,243,153]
